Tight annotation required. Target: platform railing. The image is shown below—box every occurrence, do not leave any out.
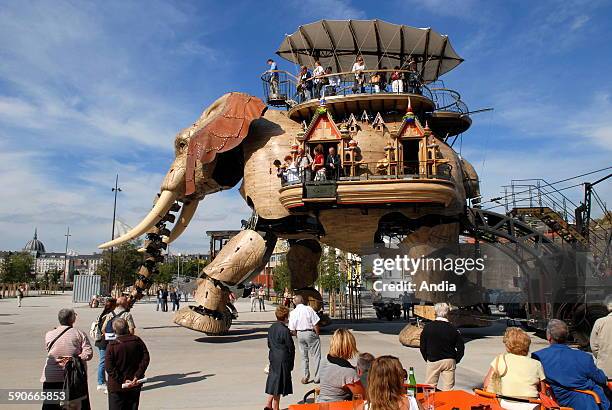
[277,160,453,188]
[262,69,440,107]
[429,87,469,114]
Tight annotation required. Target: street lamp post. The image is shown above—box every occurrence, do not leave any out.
[108,174,122,296]
[63,226,71,293]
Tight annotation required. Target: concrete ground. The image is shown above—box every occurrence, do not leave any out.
[0,293,549,409]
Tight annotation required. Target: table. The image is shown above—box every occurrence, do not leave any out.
[418,390,503,409]
[288,390,503,410]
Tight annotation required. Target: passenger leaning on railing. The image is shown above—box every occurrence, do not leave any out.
[391,66,403,93]
[322,67,340,98]
[312,144,326,181]
[266,58,279,96]
[296,148,312,182]
[325,146,341,180]
[352,56,366,93]
[298,65,313,102]
[312,60,325,99]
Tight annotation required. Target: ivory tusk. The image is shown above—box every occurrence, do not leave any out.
[98,190,178,249]
[166,200,199,244]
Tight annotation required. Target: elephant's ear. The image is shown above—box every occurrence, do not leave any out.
[185,93,267,196]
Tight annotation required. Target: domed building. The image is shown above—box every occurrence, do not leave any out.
[24,228,46,256]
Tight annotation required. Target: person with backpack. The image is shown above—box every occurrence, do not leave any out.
[90,298,117,393]
[41,308,93,410]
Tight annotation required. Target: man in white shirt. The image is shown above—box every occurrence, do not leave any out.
[289,295,321,384]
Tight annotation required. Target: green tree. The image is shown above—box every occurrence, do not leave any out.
[317,246,346,292]
[272,257,291,293]
[0,252,33,283]
[96,241,143,289]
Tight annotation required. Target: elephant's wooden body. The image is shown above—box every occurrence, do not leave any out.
[100,92,481,334]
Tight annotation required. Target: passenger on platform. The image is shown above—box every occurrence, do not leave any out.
[419,302,464,390]
[318,329,364,402]
[41,308,93,410]
[322,67,340,97]
[370,70,382,93]
[483,327,545,410]
[298,65,313,102]
[274,159,287,184]
[532,319,609,410]
[351,55,366,93]
[264,306,295,410]
[365,356,420,410]
[283,155,300,184]
[590,295,612,376]
[312,144,326,181]
[356,352,375,391]
[391,66,403,93]
[289,294,321,384]
[155,288,163,311]
[379,68,388,92]
[296,148,312,182]
[406,57,421,94]
[312,60,325,99]
[325,146,341,179]
[267,58,279,96]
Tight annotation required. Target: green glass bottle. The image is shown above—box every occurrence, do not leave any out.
[408,366,417,396]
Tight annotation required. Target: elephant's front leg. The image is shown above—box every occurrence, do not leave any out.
[173,229,273,334]
[287,239,324,312]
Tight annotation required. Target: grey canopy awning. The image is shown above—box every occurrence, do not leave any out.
[276,19,463,83]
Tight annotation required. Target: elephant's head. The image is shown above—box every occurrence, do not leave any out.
[98,92,267,249]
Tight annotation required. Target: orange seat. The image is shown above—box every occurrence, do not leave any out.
[541,381,602,407]
[474,388,574,410]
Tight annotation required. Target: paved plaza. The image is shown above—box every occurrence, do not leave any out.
[0,293,549,409]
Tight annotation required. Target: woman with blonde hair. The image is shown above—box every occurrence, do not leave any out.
[317,329,365,402]
[366,356,421,410]
[483,327,545,410]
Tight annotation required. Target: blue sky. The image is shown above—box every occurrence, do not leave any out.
[1,0,611,254]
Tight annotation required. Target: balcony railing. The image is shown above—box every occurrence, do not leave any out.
[277,161,453,188]
[262,69,433,107]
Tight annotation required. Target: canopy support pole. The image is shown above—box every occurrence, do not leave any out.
[321,20,341,73]
[435,36,449,80]
[420,28,431,79]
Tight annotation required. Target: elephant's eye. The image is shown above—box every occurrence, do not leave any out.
[177,141,187,150]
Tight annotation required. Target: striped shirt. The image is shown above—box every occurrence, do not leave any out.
[40,326,93,383]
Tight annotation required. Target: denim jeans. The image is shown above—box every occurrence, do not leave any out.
[97,346,106,385]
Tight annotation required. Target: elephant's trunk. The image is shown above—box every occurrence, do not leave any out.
[165,199,199,244]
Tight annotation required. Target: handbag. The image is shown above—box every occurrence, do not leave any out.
[63,355,89,402]
[486,353,508,394]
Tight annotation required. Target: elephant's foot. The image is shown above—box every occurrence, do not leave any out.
[174,305,233,335]
[173,277,234,335]
[294,287,324,312]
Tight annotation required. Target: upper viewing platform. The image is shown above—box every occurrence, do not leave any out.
[262,20,472,137]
